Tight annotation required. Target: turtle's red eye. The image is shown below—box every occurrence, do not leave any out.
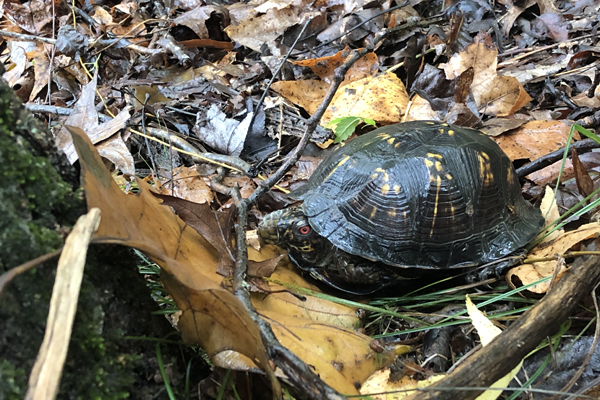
[299,225,311,235]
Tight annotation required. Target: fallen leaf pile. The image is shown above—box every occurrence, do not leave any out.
[3,0,600,396]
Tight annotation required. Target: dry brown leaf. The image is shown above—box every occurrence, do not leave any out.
[3,0,55,34]
[572,92,600,109]
[225,1,318,56]
[67,125,281,394]
[264,311,392,394]
[155,166,214,204]
[322,72,408,125]
[507,223,600,293]
[273,72,407,126]
[476,75,532,116]
[492,120,573,161]
[91,6,113,25]
[3,42,32,87]
[96,134,135,176]
[443,33,532,116]
[480,118,527,137]
[293,47,379,84]
[29,44,50,101]
[404,94,439,122]
[536,186,563,244]
[55,74,132,165]
[271,79,329,115]
[173,5,220,39]
[501,0,536,36]
[572,148,594,197]
[528,159,574,187]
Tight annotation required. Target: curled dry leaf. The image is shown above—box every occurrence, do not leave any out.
[30,44,50,101]
[173,5,221,39]
[508,223,600,294]
[465,295,522,400]
[535,186,563,244]
[67,126,389,394]
[55,74,132,170]
[443,32,531,116]
[66,125,281,393]
[224,1,318,56]
[196,104,251,157]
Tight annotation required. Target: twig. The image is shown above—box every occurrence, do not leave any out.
[515,138,600,178]
[0,248,63,294]
[25,104,112,122]
[0,29,56,44]
[498,31,600,68]
[25,209,100,400]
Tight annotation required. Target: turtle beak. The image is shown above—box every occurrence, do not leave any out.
[257,210,286,245]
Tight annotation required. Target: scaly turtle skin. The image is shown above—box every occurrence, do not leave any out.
[258,121,544,293]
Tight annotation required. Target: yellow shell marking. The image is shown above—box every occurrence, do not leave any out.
[394,142,401,148]
[478,152,493,184]
[435,161,443,171]
[323,155,350,182]
[393,184,401,193]
[447,130,455,136]
[388,209,397,218]
[424,159,434,168]
[375,168,386,173]
[507,166,514,183]
[427,153,443,159]
[369,207,378,220]
[446,174,453,180]
[429,175,442,237]
[387,137,395,145]
[381,183,390,195]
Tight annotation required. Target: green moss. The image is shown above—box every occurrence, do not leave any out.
[0,360,26,400]
[0,81,208,399]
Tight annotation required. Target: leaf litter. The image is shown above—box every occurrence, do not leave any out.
[4,0,600,397]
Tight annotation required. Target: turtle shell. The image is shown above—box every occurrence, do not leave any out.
[291,121,544,270]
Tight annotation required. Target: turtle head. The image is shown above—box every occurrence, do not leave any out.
[258,207,333,264]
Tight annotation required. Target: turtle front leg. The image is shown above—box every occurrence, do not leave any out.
[333,249,402,285]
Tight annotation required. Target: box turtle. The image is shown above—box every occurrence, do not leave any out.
[258,121,544,293]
